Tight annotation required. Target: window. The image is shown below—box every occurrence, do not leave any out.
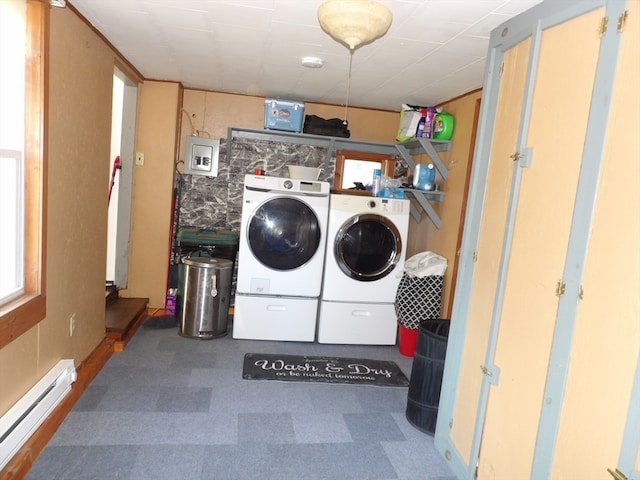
[1,0,26,306]
[333,150,396,193]
[0,149,23,302]
[0,0,47,349]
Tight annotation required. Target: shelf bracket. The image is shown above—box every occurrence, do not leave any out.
[394,138,450,181]
[404,189,442,228]
[408,202,422,223]
[323,138,336,168]
[395,144,416,171]
[415,138,449,181]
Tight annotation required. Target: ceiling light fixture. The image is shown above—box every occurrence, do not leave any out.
[317,0,392,51]
[50,0,66,7]
[301,57,324,68]
[317,0,392,125]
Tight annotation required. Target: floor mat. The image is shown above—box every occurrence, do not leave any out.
[243,353,409,387]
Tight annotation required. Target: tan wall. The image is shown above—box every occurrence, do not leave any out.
[0,7,116,414]
[407,90,482,318]
[127,89,408,309]
[119,81,180,307]
[303,103,399,142]
[138,88,480,310]
[179,90,400,160]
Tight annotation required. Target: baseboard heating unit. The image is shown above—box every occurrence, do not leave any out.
[0,359,76,471]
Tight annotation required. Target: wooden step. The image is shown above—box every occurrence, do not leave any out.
[106,297,148,351]
[105,286,119,307]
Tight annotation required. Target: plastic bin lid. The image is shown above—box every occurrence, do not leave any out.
[177,227,239,246]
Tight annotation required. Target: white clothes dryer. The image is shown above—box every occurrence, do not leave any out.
[233,174,330,342]
[318,194,410,345]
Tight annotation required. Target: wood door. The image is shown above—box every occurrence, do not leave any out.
[477,7,604,477]
[446,37,531,469]
[435,1,616,478]
[550,1,640,477]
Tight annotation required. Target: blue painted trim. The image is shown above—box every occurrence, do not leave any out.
[463,9,546,478]
[434,41,505,480]
[619,354,640,479]
[530,0,626,477]
[466,25,541,475]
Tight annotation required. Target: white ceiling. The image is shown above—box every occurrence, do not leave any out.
[67,0,542,112]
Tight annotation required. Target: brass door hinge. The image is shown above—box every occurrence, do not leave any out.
[555,280,566,297]
[617,10,628,32]
[607,467,628,480]
[480,364,500,385]
[598,16,609,37]
[511,147,533,167]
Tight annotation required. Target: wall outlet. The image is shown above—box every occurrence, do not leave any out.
[69,313,76,336]
[135,152,144,166]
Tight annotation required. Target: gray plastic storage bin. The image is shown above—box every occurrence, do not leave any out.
[179,257,233,339]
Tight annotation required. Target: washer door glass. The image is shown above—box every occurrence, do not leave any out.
[247,197,321,271]
[334,213,402,281]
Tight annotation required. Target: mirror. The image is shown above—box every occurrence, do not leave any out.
[334,150,396,193]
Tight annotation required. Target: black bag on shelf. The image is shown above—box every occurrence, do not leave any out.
[303,115,350,138]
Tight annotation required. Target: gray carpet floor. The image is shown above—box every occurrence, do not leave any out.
[26,320,456,480]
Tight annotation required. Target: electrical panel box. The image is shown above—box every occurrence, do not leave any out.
[183,136,220,177]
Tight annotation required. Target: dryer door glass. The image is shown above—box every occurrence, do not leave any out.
[334,214,402,281]
[247,197,321,270]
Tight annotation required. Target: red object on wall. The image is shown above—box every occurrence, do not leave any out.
[108,155,121,205]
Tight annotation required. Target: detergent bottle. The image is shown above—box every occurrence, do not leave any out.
[432,112,454,140]
[371,169,382,196]
[412,163,436,191]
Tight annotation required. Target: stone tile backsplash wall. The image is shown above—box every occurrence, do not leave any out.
[177,137,334,233]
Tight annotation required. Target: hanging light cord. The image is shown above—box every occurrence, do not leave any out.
[343,50,354,125]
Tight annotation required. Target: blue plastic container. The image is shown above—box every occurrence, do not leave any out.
[264,98,305,132]
[412,163,436,191]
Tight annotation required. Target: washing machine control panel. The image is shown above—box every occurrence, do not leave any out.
[283,180,293,190]
[365,197,402,213]
[299,181,324,193]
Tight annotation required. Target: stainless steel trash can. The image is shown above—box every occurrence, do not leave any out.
[179,257,233,339]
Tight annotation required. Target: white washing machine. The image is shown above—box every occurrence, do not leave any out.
[233,174,330,341]
[318,194,410,345]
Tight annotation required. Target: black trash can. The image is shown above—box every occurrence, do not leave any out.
[406,319,450,435]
